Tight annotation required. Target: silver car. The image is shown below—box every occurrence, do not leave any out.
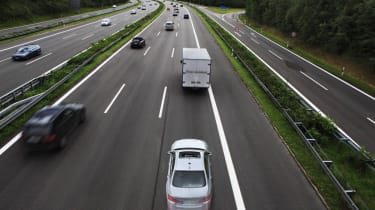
[166,139,212,210]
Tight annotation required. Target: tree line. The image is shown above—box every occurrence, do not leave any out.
[246,0,375,69]
[1,0,129,22]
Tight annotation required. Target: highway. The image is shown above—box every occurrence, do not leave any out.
[0,2,325,209]
[199,7,375,153]
[0,1,159,96]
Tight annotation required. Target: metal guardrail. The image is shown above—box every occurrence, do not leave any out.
[0,0,137,40]
[208,16,361,210]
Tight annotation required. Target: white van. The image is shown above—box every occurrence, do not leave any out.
[181,48,211,89]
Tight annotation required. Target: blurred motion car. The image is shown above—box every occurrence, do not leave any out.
[183,14,189,19]
[101,18,112,26]
[166,139,212,210]
[131,37,146,48]
[12,44,41,61]
[130,9,137,14]
[21,104,86,150]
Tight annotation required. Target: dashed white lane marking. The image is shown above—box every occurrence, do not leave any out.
[367,117,375,125]
[250,32,256,37]
[81,34,94,40]
[171,48,175,58]
[176,32,178,37]
[268,50,283,60]
[300,71,328,91]
[144,46,151,56]
[62,33,77,40]
[239,30,245,34]
[156,31,161,36]
[250,38,259,44]
[104,83,126,114]
[25,52,52,66]
[234,32,242,37]
[0,57,11,63]
[158,86,167,118]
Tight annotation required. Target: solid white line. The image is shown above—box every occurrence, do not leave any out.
[208,86,246,210]
[171,48,175,58]
[81,34,94,40]
[234,32,242,37]
[190,9,245,210]
[62,33,77,40]
[300,71,328,91]
[250,38,259,44]
[367,117,375,125]
[144,46,151,56]
[188,9,200,48]
[221,14,235,28]
[268,50,283,60]
[156,31,160,36]
[0,57,11,63]
[104,83,125,114]
[158,86,167,118]
[0,133,21,156]
[207,13,362,149]
[176,32,178,37]
[25,52,52,65]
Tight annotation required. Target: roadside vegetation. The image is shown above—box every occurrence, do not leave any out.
[191,4,375,210]
[0,2,165,146]
[206,7,244,14]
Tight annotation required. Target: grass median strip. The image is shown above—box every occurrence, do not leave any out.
[192,5,374,210]
[0,2,165,146]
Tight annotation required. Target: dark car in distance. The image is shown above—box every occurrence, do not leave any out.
[131,37,146,48]
[21,104,86,151]
[12,44,41,61]
[183,14,189,19]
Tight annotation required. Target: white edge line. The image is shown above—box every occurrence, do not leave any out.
[190,8,245,210]
[206,11,362,149]
[367,117,375,125]
[171,47,175,58]
[158,86,167,118]
[208,86,246,210]
[268,50,283,60]
[104,83,126,114]
[0,10,165,156]
[242,23,375,101]
[0,57,11,63]
[144,46,151,56]
[300,71,328,91]
[25,52,52,65]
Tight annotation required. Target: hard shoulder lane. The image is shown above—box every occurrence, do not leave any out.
[0,3,159,95]
[202,8,375,153]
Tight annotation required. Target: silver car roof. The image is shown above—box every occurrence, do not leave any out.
[171,139,208,151]
[174,150,205,171]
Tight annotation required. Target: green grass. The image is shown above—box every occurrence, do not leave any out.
[0,1,164,146]
[191,5,375,210]
[0,0,142,45]
[239,16,375,97]
[207,6,244,14]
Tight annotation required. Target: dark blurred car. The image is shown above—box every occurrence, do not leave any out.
[21,104,85,150]
[131,37,146,48]
[183,14,189,19]
[12,44,41,61]
[173,12,178,16]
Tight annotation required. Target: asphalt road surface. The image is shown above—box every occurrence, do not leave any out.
[0,1,159,96]
[199,7,375,153]
[0,2,326,210]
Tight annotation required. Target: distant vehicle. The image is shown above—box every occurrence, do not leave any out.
[174,8,179,13]
[101,18,111,26]
[141,5,146,10]
[180,4,183,7]
[173,12,178,16]
[149,3,152,6]
[183,14,189,19]
[21,104,86,150]
[137,6,141,9]
[12,44,41,61]
[130,9,137,14]
[173,4,176,7]
[131,37,146,48]
[165,20,175,31]
[167,7,170,11]
[112,4,117,8]
[166,139,212,210]
[181,48,211,89]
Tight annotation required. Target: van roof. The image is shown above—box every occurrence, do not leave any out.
[183,48,211,60]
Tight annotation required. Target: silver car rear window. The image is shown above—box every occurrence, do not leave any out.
[172,171,206,188]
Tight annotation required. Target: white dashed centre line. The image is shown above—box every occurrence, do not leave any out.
[367,117,375,125]
[104,83,125,114]
[250,38,259,44]
[234,32,242,37]
[176,32,178,37]
[268,50,283,60]
[158,86,167,119]
[0,57,11,63]
[144,46,151,56]
[25,52,52,66]
[250,32,256,37]
[62,33,77,40]
[300,71,328,91]
[81,34,94,40]
[171,48,175,58]
[156,31,161,36]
